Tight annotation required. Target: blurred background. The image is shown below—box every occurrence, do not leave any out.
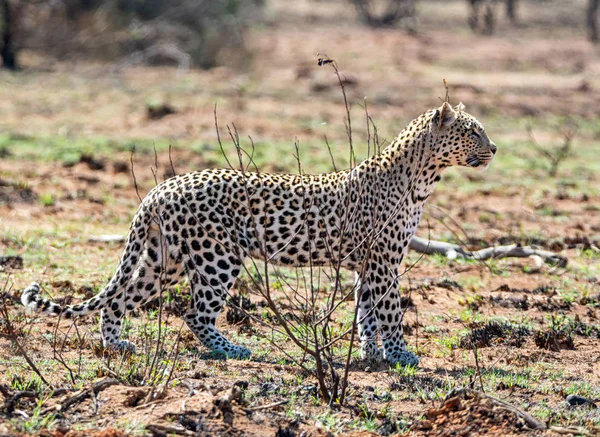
[0,0,598,162]
[0,0,599,239]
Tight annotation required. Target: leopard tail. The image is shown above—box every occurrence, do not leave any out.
[21,204,151,319]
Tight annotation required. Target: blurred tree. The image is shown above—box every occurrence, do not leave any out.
[0,0,17,69]
[468,0,517,34]
[505,0,517,23]
[468,0,496,35]
[111,0,264,68]
[589,0,599,42]
[350,0,417,28]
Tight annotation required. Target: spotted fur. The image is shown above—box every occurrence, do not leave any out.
[21,102,496,366]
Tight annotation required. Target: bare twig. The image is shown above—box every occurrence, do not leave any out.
[1,282,51,388]
[244,399,289,412]
[130,147,143,203]
[1,389,38,414]
[526,122,577,178]
[41,377,119,415]
[147,423,195,436]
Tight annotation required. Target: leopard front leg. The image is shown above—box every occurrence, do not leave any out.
[354,273,382,361]
[367,266,418,367]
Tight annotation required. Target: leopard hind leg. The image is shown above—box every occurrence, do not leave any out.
[182,244,249,359]
[100,228,179,351]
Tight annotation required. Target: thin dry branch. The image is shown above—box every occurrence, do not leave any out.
[147,423,195,436]
[1,282,51,388]
[244,399,289,412]
[40,377,119,415]
[526,122,577,178]
[1,388,38,414]
[549,425,600,436]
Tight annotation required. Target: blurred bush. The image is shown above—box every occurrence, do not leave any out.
[350,0,417,28]
[6,0,264,69]
[468,0,599,40]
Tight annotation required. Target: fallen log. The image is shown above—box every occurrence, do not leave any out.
[409,236,567,267]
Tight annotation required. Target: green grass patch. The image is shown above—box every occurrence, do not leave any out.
[0,133,172,164]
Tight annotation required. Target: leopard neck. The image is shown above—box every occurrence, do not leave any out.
[350,112,444,208]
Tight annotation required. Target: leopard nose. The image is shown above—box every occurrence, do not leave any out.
[490,142,497,154]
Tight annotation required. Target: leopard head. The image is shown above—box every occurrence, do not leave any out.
[431,102,496,170]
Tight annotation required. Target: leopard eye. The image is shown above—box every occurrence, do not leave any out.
[470,130,480,139]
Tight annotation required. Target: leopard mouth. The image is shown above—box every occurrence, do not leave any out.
[467,155,493,171]
[466,156,482,167]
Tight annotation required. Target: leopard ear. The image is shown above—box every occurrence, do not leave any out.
[434,102,458,129]
[455,102,465,112]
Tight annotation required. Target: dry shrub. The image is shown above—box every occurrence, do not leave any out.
[459,321,530,349]
[350,0,417,28]
[533,329,574,351]
[16,0,264,69]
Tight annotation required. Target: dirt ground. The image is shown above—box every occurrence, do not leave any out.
[1,0,600,436]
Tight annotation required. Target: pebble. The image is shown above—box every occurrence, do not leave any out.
[566,394,595,407]
[259,382,280,395]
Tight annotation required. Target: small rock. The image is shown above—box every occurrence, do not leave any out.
[419,419,433,430]
[299,384,317,395]
[80,153,106,171]
[147,103,177,120]
[233,380,249,390]
[443,396,462,411]
[259,383,280,395]
[0,255,23,270]
[214,387,240,426]
[113,160,129,173]
[372,391,392,402]
[276,426,297,437]
[566,394,596,407]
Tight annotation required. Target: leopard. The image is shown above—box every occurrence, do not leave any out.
[21,101,496,367]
